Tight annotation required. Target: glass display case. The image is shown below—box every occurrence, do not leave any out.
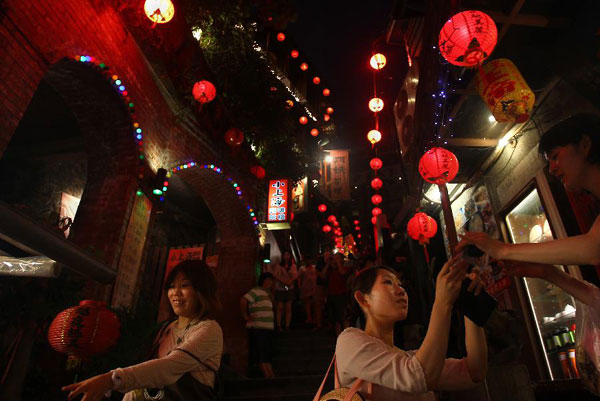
[505,188,578,380]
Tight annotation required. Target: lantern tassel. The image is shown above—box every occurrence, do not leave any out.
[422,244,430,264]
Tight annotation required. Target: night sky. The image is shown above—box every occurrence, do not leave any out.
[287,1,398,167]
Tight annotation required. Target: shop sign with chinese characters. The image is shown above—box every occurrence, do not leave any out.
[268,179,290,222]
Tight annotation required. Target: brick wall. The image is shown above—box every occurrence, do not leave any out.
[0,0,260,373]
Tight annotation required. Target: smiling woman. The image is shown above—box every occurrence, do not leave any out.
[62,260,223,401]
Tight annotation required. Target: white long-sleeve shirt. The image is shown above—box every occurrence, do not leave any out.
[336,328,476,401]
[114,319,222,398]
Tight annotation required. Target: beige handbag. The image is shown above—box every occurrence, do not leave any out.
[313,355,372,401]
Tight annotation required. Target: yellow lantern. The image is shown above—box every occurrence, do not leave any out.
[370,53,386,70]
[144,0,175,24]
[475,58,535,123]
[369,97,384,112]
[367,129,382,145]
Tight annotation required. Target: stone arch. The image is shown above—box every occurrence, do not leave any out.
[173,164,259,372]
[39,57,140,267]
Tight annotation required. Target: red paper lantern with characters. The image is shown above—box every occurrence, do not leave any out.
[371,177,383,190]
[418,147,458,185]
[192,80,217,104]
[438,10,497,68]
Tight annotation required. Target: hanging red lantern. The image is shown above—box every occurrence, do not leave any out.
[419,147,459,184]
[372,207,382,216]
[285,99,294,109]
[300,63,309,71]
[370,157,383,171]
[370,53,387,70]
[144,0,175,25]
[276,32,286,42]
[192,81,217,104]
[438,10,497,68]
[323,114,331,122]
[299,116,308,125]
[371,216,377,224]
[333,221,340,227]
[369,97,384,112]
[224,128,244,147]
[371,194,382,205]
[367,129,382,145]
[290,212,295,221]
[291,50,299,58]
[48,300,120,359]
[322,225,332,233]
[355,226,361,231]
[407,212,438,245]
[322,88,331,97]
[310,128,319,137]
[326,107,334,115]
[353,220,360,225]
[328,215,337,223]
[371,177,383,190]
[250,165,266,179]
[475,58,535,123]
[313,77,321,85]
[318,204,327,213]
[357,234,362,239]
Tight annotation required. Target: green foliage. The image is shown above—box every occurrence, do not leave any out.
[185,1,314,181]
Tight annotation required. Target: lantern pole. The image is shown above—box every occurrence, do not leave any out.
[438,183,458,255]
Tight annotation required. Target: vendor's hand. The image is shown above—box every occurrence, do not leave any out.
[456,231,506,259]
[62,372,113,401]
[435,254,468,307]
[499,260,555,279]
[466,266,485,296]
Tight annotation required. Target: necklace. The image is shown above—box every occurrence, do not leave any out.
[172,319,199,345]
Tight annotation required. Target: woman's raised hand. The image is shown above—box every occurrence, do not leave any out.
[62,372,113,401]
[456,231,506,259]
[435,254,468,307]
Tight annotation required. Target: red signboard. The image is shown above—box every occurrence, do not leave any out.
[267,179,290,222]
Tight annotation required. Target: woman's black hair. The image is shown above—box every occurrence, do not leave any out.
[164,260,220,320]
[346,265,399,329]
[539,113,600,164]
[258,272,274,286]
[281,250,294,267]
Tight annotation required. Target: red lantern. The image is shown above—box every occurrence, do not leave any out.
[324,114,331,122]
[318,204,327,213]
[370,53,387,70]
[407,212,438,245]
[300,63,309,71]
[369,97,384,112]
[250,165,266,179]
[326,107,334,115]
[328,215,337,223]
[372,207,382,216]
[334,221,340,227]
[419,147,459,184]
[225,128,244,147]
[367,129,382,145]
[299,116,308,125]
[371,216,377,224]
[285,99,294,109]
[290,212,295,221]
[322,88,331,96]
[355,226,360,231]
[438,10,497,68]
[313,77,321,85]
[357,234,362,239]
[370,158,383,171]
[291,50,299,58]
[371,177,383,190]
[322,225,332,233]
[48,300,120,359]
[310,128,319,137]
[353,220,359,225]
[277,32,286,42]
[144,0,175,24]
[192,81,217,103]
[371,194,382,205]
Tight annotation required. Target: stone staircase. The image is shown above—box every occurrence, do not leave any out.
[222,326,337,401]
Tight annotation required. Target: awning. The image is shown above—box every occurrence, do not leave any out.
[0,201,116,283]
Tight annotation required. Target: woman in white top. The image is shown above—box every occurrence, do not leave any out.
[63,260,223,401]
[336,256,487,401]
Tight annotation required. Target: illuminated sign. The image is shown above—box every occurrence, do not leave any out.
[267,179,290,222]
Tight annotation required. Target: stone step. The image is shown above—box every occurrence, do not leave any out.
[272,354,332,377]
[224,374,333,397]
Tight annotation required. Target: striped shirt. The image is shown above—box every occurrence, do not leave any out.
[243,287,274,330]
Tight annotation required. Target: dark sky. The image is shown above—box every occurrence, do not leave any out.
[287,1,400,166]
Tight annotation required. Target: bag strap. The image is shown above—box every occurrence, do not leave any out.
[313,354,368,401]
[313,354,336,401]
[173,347,217,373]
